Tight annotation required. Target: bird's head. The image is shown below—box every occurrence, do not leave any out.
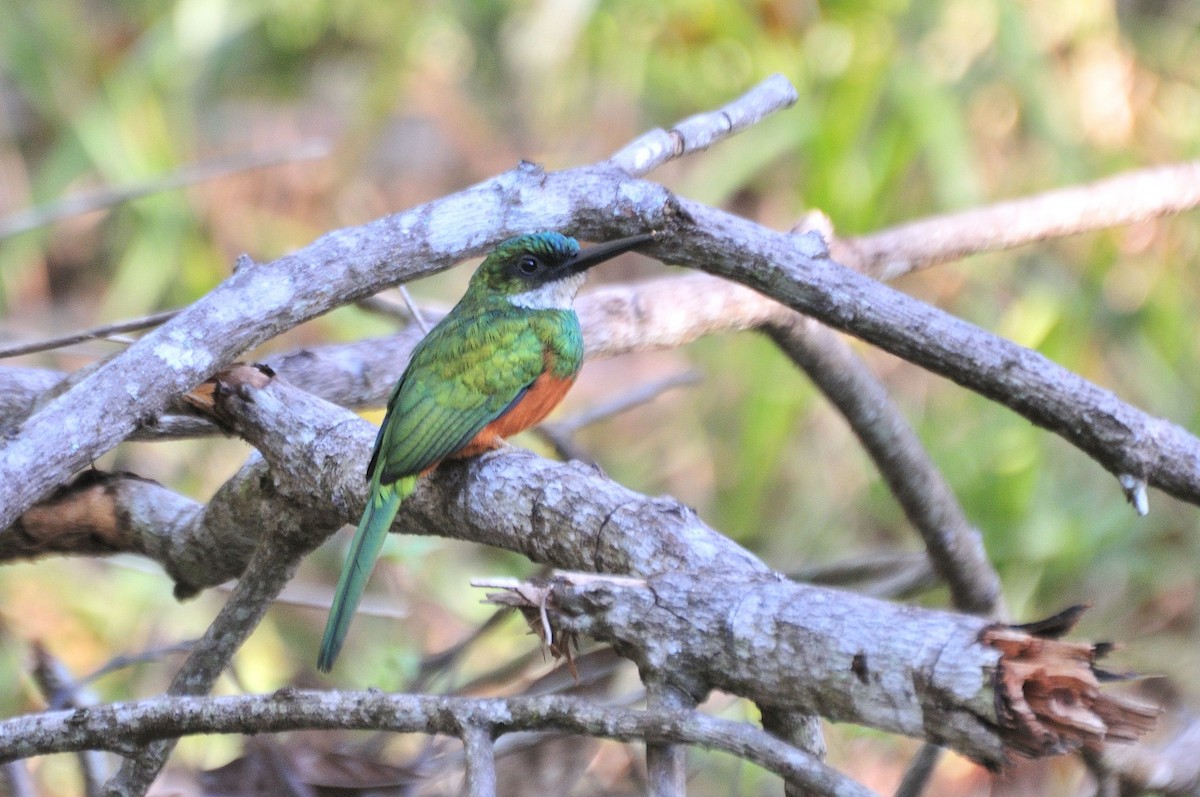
[467,231,655,309]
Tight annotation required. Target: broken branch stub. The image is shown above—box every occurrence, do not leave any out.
[483,572,1158,767]
[982,626,1158,757]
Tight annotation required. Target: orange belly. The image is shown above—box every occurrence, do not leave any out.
[452,371,576,459]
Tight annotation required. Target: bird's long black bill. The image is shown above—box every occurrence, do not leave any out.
[563,231,657,274]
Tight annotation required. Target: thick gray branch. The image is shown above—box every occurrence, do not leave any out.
[218,366,768,582]
[484,572,1157,768]
[646,208,1200,506]
[1,364,766,591]
[7,161,1200,532]
[0,162,681,530]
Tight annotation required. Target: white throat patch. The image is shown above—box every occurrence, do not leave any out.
[506,273,586,310]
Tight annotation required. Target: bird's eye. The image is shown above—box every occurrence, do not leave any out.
[517,255,540,275]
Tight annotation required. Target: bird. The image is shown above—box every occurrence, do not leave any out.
[318,230,656,671]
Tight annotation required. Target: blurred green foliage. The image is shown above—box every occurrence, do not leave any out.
[3,0,1200,792]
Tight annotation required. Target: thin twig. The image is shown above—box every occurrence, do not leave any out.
[790,551,938,601]
[398,286,431,334]
[74,641,198,696]
[558,371,701,435]
[29,645,107,796]
[354,294,412,320]
[410,609,511,692]
[892,743,943,797]
[610,74,799,177]
[0,309,180,360]
[0,140,330,240]
[101,504,332,795]
[535,370,700,462]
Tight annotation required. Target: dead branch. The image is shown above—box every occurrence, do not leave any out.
[0,692,877,797]
[2,72,1198,796]
[831,160,1200,280]
[102,487,331,796]
[766,316,1005,619]
[7,159,1200,532]
[1,364,765,596]
[483,572,1158,768]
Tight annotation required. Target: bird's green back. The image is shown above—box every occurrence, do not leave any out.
[368,297,583,485]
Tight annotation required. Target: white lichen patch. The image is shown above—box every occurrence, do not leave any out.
[216,268,294,321]
[616,180,660,212]
[428,192,502,252]
[153,340,214,372]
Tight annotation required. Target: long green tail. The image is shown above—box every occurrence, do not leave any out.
[318,476,415,672]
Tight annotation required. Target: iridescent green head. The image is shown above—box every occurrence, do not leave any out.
[467,231,655,309]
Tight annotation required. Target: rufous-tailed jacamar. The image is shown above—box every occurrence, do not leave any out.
[318,231,655,671]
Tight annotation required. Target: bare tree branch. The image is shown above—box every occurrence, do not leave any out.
[461,725,498,797]
[0,366,65,430]
[832,160,1200,280]
[535,370,700,463]
[644,680,690,797]
[892,743,943,797]
[0,310,181,360]
[647,204,1200,507]
[101,478,334,795]
[483,572,1157,767]
[30,644,107,796]
[765,316,1006,619]
[609,73,798,176]
[0,692,878,797]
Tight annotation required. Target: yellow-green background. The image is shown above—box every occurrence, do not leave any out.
[2,1,1199,793]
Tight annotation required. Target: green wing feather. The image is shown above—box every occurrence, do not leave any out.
[319,304,581,671]
[371,305,576,482]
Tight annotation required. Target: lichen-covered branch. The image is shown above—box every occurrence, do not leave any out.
[4,364,765,592]
[483,572,1157,768]
[648,204,1200,506]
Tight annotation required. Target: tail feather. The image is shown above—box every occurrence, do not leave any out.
[318,477,414,672]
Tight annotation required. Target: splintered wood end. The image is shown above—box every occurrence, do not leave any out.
[982,624,1159,758]
[183,362,275,426]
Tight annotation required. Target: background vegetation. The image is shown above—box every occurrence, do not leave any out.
[2,0,1199,794]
